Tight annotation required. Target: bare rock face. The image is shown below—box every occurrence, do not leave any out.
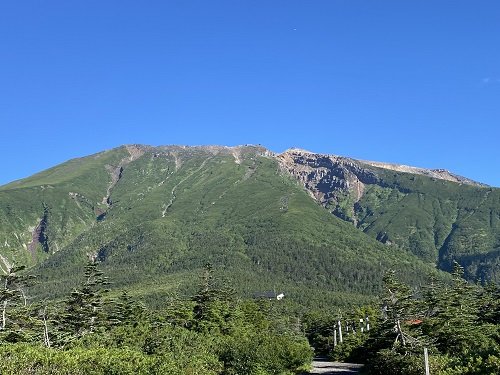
[276,149,380,223]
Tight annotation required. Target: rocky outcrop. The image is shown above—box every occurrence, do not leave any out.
[276,149,380,223]
[28,210,49,261]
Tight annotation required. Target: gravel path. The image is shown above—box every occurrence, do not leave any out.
[306,357,364,374]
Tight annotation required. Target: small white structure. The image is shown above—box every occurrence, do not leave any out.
[253,291,285,300]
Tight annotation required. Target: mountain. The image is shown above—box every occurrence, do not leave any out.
[0,144,498,309]
[278,148,500,281]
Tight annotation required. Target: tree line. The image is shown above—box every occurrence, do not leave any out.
[303,262,500,374]
[0,262,312,374]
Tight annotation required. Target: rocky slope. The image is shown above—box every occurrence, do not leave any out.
[276,149,379,224]
[277,148,486,208]
[275,148,488,225]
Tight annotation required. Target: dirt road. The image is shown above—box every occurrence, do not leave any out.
[306,357,364,374]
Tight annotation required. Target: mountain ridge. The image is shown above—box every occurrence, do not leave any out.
[2,144,487,189]
[278,146,488,187]
[1,144,498,309]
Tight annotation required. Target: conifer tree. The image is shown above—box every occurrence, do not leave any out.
[60,261,109,341]
[380,270,417,347]
[0,264,35,331]
[478,281,500,324]
[107,290,145,327]
[192,263,235,333]
[422,261,482,355]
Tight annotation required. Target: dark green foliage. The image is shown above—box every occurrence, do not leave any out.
[106,290,146,327]
[419,263,482,356]
[302,311,336,355]
[0,264,36,340]
[352,167,500,282]
[192,263,236,333]
[59,261,109,343]
[0,263,312,374]
[331,332,370,363]
[356,266,500,374]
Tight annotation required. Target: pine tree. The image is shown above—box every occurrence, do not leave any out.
[380,270,417,347]
[60,261,109,342]
[422,262,482,355]
[477,281,500,324]
[0,265,35,331]
[107,290,145,327]
[192,263,235,333]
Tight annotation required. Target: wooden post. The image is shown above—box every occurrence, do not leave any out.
[2,300,7,330]
[338,320,343,343]
[424,347,430,375]
[42,306,51,348]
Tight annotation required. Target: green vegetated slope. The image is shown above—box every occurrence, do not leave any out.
[0,145,444,309]
[351,165,500,282]
[0,147,131,268]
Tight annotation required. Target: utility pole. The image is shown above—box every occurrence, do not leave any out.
[424,347,430,375]
[337,319,343,343]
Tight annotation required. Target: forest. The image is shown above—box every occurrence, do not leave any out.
[0,262,313,374]
[3,259,500,374]
[305,262,500,374]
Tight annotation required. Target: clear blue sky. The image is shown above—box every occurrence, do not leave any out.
[1,1,499,187]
